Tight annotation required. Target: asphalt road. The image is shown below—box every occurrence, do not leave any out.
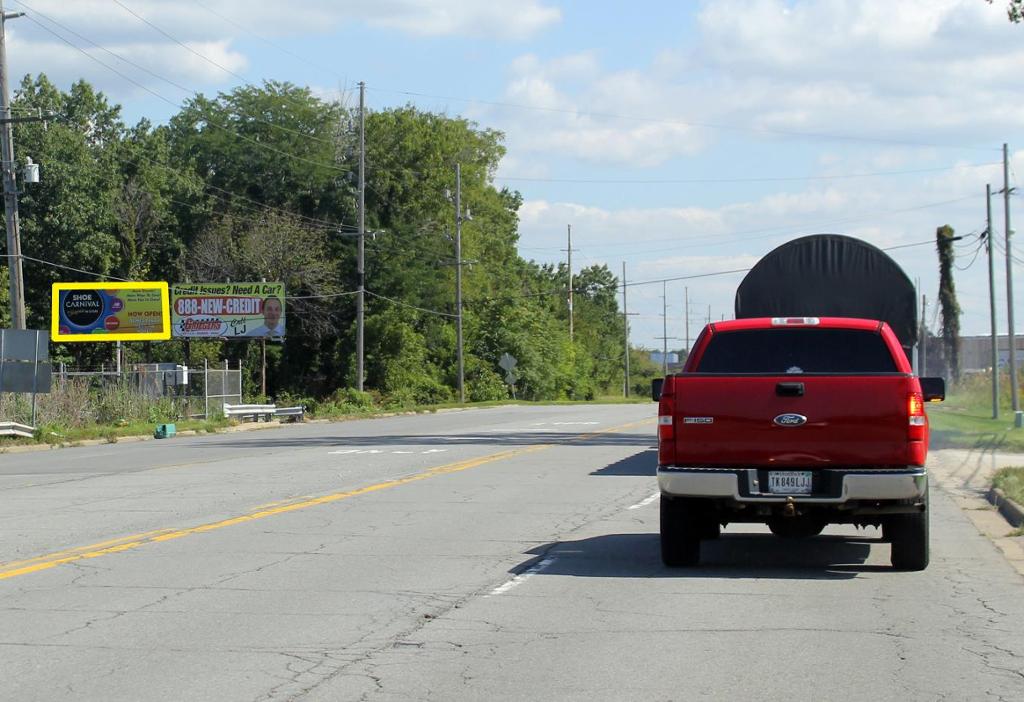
[1,404,1023,701]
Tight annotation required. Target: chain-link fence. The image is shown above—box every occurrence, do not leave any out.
[201,360,243,418]
[1,360,243,427]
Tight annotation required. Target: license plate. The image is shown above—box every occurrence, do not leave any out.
[768,471,813,495]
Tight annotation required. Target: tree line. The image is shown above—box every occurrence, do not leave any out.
[1,75,659,404]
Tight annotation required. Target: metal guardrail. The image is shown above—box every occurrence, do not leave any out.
[223,403,276,422]
[0,421,35,438]
[274,405,305,422]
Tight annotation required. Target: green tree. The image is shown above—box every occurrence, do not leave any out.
[188,211,343,393]
[936,225,961,382]
[987,0,1024,22]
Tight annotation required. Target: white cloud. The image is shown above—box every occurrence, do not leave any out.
[367,1,561,40]
[486,0,1023,172]
[516,147,1024,345]
[6,0,559,102]
[494,56,708,168]
[692,0,1024,139]
[18,0,560,41]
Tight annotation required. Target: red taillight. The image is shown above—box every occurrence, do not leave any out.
[908,390,927,465]
[908,392,924,418]
[658,377,676,465]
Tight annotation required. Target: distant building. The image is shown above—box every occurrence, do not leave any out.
[959,335,1024,371]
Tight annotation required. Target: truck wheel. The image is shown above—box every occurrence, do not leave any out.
[701,519,721,540]
[660,497,701,567]
[888,509,929,571]
[767,518,826,538]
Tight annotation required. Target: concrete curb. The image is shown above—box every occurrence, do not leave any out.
[0,419,291,454]
[987,487,1024,528]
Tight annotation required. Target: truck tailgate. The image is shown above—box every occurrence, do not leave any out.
[672,375,913,467]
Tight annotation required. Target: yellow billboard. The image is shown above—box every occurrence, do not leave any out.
[51,282,171,342]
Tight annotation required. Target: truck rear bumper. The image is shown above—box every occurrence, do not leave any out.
[657,466,927,504]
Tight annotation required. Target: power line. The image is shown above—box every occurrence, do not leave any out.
[519,194,980,259]
[189,0,352,86]
[4,254,362,301]
[13,7,364,234]
[117,149,359,232]
[365,289,457,318]
[367,85,999,153]
[496,163,1000,185]
[18,9,359,181]
[955,239,986,271]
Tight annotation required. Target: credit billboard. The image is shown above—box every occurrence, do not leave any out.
[171,282,286,338]
[52,282,170,342]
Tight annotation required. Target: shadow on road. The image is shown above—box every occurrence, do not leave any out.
[190,431,656,450]
[516,532,883,580]
[590,449,656,476]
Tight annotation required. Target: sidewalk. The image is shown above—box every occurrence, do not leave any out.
[929,447,1024,576]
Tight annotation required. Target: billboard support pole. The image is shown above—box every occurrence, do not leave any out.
[204,357,209,420]
[30,329,38,426]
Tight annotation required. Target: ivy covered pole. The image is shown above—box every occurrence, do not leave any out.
[936,225,961,384]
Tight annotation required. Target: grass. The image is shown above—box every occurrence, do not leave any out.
[992,467,1024,507]
[0,416,232,449]
[925,371,1024,452]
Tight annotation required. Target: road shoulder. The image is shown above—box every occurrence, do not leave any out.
[929,447,1024,577]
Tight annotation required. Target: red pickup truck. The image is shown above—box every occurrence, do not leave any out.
[654,316,944,570]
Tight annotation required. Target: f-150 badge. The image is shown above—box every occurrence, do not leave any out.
[683,417,714,424]
[774,413,807,426]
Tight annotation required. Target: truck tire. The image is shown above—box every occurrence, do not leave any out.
[767,517,826,539]
[660,496,701,567]
[701,519,721,540]
[888,497,929,571]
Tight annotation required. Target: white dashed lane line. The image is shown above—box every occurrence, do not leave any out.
[627,492,660,510]
[487,557,557,597]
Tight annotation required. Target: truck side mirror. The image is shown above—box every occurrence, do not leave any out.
[651,378,664,402]
[919,377,945,402]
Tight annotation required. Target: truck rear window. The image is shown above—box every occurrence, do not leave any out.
[695,328,899,374]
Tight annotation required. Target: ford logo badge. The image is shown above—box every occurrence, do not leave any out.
[774,413,807,427]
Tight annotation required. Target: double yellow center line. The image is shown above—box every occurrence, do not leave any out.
[0,419,652,581]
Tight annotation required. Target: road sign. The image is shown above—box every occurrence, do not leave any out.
[499,353,517,372]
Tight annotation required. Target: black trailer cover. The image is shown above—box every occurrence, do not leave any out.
[734,234,917,350]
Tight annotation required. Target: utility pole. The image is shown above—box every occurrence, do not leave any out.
[987,184,999,419]
[356,81,366,391]
[684,286,690,352]
[656,281,679,376]
[706,304,711,325]
[1,2,26,329]
[564,224,574,343]
[454,163,465,403]
[920,294,927,376]
[663,282,671,376]
[622,262,630,397]
[1004,143,1019,416]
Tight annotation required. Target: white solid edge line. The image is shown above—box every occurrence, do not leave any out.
[627,492,661,510]
[487,557,557,597]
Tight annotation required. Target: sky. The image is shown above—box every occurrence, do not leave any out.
[5,0,1024,354]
